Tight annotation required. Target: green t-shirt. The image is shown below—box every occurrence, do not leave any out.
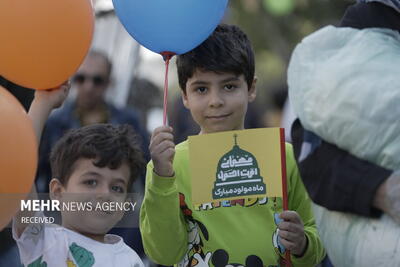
[140,141,325,266]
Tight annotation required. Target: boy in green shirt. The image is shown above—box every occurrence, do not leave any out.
[140,24,325,267]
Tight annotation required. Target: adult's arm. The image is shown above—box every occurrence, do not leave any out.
[290,119,391,217]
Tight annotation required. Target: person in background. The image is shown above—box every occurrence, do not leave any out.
[37,50,149,193]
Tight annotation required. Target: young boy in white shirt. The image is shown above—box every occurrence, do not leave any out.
[13,84,145,267]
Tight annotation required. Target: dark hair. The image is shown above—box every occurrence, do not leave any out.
[50,124,145,191]
[176,24,255,92]
[340,2,400,32]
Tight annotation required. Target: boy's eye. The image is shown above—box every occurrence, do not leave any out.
[196,87,207,94]
[111,185,125,194]
[84,179,97,186]
[224,84,236,91]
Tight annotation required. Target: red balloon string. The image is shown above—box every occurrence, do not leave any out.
[160,52,175,126]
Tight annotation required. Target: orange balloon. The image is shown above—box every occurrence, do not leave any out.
[0,86,38,230]
[0,0,94,90]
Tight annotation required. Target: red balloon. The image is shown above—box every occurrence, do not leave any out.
[0,86,38,230]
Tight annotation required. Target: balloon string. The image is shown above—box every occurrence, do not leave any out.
[161,52,175,126]
[163,58,169,126]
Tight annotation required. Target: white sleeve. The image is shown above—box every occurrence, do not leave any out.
[123,244,145,267]
[131,252,145,267]
[12,212,57,264]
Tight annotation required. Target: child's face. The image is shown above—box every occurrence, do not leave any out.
[50,158,130,235]
[182,69,256,134]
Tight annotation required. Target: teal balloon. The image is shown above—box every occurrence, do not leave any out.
[112,0,228,55]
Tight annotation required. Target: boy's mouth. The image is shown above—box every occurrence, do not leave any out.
[102,210,113,215]
[206,113,231,120]
[92,209,114,216]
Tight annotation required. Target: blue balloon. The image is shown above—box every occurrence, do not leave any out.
[112,0,229,55]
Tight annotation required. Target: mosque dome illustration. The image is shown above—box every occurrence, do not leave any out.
[212,134,266,199]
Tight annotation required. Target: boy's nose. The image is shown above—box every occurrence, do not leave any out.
[95,185,112,199]
[209,90,224,107]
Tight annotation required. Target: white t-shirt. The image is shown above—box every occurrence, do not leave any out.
[13,218,144,267]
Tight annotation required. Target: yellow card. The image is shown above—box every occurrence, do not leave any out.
[188,128,285,205]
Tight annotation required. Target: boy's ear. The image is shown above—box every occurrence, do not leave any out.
[248,76,257,103]
[181,90,189,109]
[49,178,64,200]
